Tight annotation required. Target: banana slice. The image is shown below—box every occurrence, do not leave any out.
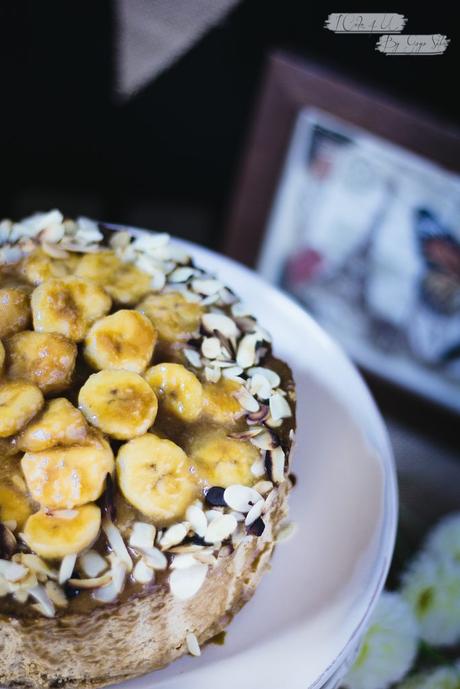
[84,310,157,374]
[23,504,101,559]
[0,483,32,528]
[202,378,244,425]
[145,363,203,422]
[17,398,89,452]
[189,429,259,487]
[116,433,198,525]
[21,431,114,509]
[137,292,203,345]
[0,286,31,337]
[79,370,158,439]
[76,252,152,305]
[31,277,112,341]
[0,381,44,438]
[0,340,4,373]
[5,331,77,394]
[20,248,80,285]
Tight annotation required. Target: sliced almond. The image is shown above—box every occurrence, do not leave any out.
[223,485,263,513]
[202,313,239,339]
[132,559,155,584]
[204,514,238,544]
[129,522,156,551]
[59,553,77,585]
[169,563,208,600]
[79,550,108,578]
[159,523,188,550]
[269,392,292,420]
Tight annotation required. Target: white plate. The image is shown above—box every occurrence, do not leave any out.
[103,230,397,689]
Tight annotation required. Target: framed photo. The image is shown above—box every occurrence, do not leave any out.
[225,53,460,413]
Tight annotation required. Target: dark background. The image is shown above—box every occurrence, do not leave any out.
[0,1,458,248]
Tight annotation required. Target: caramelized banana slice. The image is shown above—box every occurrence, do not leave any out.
[117,434,198,525]
[85,310,157,373]
[145,363,203,422]
[5,331,77,394]
[21,431,114,509]
[0,483,32,528]
[76,252,151,305]
[79,370,158,439]
[31,277,111,341]
[137,292,203,345]
[23,504,101,559]
[189,429,259,488]
[19,248,80,285]
[202,378,244,425]
[0,381,44,438]
[17,398,89,452]
[0,286,31,337]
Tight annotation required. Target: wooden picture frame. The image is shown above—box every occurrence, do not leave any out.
[224,51,460,267]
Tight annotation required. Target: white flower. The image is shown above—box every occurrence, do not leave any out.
[343,591,418,689]
[426,513,460,565]
[397,664,460,689]
[402,551,460,646]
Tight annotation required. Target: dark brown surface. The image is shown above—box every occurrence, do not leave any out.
[224,52,460,268]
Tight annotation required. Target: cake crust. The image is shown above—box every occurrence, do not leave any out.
[0,483,290,689]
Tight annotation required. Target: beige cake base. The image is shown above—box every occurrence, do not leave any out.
[0,482,289,689]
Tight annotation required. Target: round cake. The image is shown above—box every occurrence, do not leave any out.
[0,211,296,688]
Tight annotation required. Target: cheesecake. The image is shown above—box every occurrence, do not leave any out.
[0,211,296,688]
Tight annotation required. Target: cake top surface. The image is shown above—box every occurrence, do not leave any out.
[0,210,295,619]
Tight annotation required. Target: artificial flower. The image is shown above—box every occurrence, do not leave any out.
[342,591,418,689]
[426,512,460,565]
[397,663,460,689]
[402,551,460,646]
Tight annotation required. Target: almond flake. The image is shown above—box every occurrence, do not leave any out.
[170,553,198,569]
[222,365,244,380]
[202,313,239,339]
[223,485,263,513]
[140,547,168,570]
[186,632,201,657]
[183,348,202,368]
[159,523,188,550]
[45,581,68,608]
[253,480,273,496]
[92,581,118,603]
[133,559,155,584]
[250,429,279,451]
[204,514,238,544]
[168,266,197,282]
[58,553,77,585]
[192,278,223,295]
[103,520,133,572]
[269,392,292,420]
[129,522,156,551]
[29,585,55,617]
[247,367,281,388]
[234,387,259,412]
[204,365,221,383]
[249,373,272,400]
[19,554,58,580]
[79,550,108,578]
[169,563,208,600]
[201,336,222,359]
[250,458,266,478]
[68,572,112,589]
[111,558,128,594]
[245,500,264,526]
[268,446,286,483]
[236,334,259,368]
[0,559,28,582]
[186,504,207,538]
